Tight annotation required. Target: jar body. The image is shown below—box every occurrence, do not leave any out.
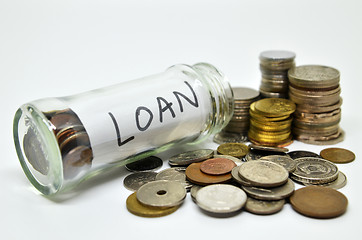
[13,63,234,195]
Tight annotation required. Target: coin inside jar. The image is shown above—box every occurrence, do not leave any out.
[200,158,236,175]
[136,180,186,208]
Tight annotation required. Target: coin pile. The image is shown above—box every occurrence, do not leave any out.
[214,87,260,144]
[259,50,296,98]
[288,65,343,145]
[248,98,296,147]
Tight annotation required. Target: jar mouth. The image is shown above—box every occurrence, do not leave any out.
[13,104,63,195]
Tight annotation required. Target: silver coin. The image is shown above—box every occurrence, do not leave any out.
[123,172,157,191]
[231,166,253,186]
[195,184,247,214]
[287,150,322,160]
[238,160,289,187]
[232,87,260,101]
[303,171,347,189]
[190,185,203,202]
[242,179,295,200]
[259,155,296,173]
[248,143,288,153]
[245,197,285,215]
[290,157,339,184]
[213,131,248,144]
[214,154,243,166]
[168,149,214,166]
[136,180,186,208]
[155,167,192,191]
[125,156,163,172]
[245,149,288,161]
[259,50,296,62]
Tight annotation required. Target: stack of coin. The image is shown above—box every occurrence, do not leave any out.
[259,50,296,98]
[214,87,260,144]
[248,98,296,147]
[44,109,93,178]
[288,65,343,145]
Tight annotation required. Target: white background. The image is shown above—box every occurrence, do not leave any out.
[1,0,362,239]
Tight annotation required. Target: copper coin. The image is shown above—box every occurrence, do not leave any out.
[185,162,232,185]
[200,158,236,175]
[320,147,355,163]
[289,186,348,218]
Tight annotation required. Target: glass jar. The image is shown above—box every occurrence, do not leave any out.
[13,63,234,195]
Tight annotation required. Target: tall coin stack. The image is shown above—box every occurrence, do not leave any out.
[259,50,296,99]
[288,65,343,145]
[214,87,260,144]
[248,98,296,147]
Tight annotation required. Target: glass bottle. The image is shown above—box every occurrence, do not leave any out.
[13,63,234,195]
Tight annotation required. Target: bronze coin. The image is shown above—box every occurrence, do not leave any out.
[50,111,83,134]
[320,147,355,163]
[185,162,232,185]
[289,186,348,219]
[200,158,236,175]
[217,143,249,158]
[62,145,93,179]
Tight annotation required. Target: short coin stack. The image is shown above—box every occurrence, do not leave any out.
[288,65,343,145]
[248,98,296,147]
[259,50,296,99]
[214,87,260,144]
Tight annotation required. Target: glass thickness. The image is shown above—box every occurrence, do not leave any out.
[13,63,234,195]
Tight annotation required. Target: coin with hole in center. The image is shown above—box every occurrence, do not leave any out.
[155,168,192,191]
[200,158,236,175]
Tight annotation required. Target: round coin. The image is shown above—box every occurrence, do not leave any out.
[245,198,285,215]
[155,168,192,191]
[287,150,322,160]
[125,156,163,172]
[126,192,179,218]
[233,87,260,101]
[242,179,295,200]
[185,162,232,185]
[168,149,214,166]
[289,186,348,218]
[320,147,355,163]
[231,166,253,186]
[195,184,247,214]
[213,154,243,166]
[213,131,248,144]
[291,157,339,185]
[304,171,347,189]
[200,158,236,175]
[190,185,203,202]
[259,155,296,173]
[123,172,157,191]
[217,143,249,158]
[137,180,186,208]
[238,160,289,187]
[254,98,296,117]
[249,143,289,153]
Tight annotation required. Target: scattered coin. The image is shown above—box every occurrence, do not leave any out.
[213,154,243,166]
[231,166,253,186]
[289,186,348,218]
[245,198,285,215]
[155,167,192,191]
[249,143,288,153]
[290,157,339,185]
[126,192,179,218]
[125,156,163,172]
[185,162,232,185]
[123,172,157,191]
[242,179,295,201]
[168,149,214,166]
[137,180,186,208]
[213,131,248,144]
[303,171,347,189]
[200,158,236,175]
[259,155,296,173]
[320,147,355,163]
[190,185,203,202]
[244,149,288,161]
[238,160,289,187]
[195,184,247,214]
[217,143,249,158]
[287,150,321,160]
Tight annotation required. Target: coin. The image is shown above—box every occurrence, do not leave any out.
[304,171,347,189]
[185,162,232,185]
[168,149,214,166]
[233,87,260,101]
[190,185,203,202]
[244,149,288,161]
[238,160,289,187]
[62,145,93,179]
[289,186,348,218]
[200,158,236,175]
[123,172,157,191]
[137,180,186,208]
[126,192,179,218]
[320,147,355,163]
[245,198,285,215]
[290,157,339,185]
[217,143,249,158]
[248,143,288,153]
[287,150,322,160]
[213,154,243,166]
[231,166,253,186]
[213,131,248,144]
[242,179,295,200]
[259,155,296,173]
[195,184,247,214]
[125,156,163,172]
[254,98,296,117]
[295,129,344,145]
[155,168,192,191]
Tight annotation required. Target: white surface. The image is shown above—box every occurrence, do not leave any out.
[1,0,362,239]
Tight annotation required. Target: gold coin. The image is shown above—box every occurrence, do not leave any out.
[254,98,296,117]
[250,102,290,122]
[250,119,291,132]
[320,147,355,164]
[126,192,179,218]
[217,143,249,158]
